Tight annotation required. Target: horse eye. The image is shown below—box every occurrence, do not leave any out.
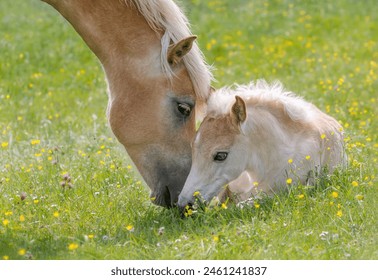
[214,152,228,162]
[177,103,191,117]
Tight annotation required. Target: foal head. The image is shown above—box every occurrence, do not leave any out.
[177,96,249,208]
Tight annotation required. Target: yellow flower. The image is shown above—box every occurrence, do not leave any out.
[88,234,94,239]
[355,194,364,201]
[286,178,293,185]
[30,139,40,145]
[336,210,343,217]
[53,212,59,218]
[254,203,260,209]
[184,206,193,217]
[2,219,9,226]
[68,243,79,251]
[18,249,26,256]
[33,199,39,204]
[5,211,13,216]
[320,134,326,139]
[352,181,359,187]
[19,215,25,222]
[126,225,134,231]
[305,155,311,160]
[287,158,293,164]
[127,165,132,170]
[253,181,259,187]
[213,235,219,242]
[3,255,9,260]
[221,203,228,209]
[193,191,200,197]
[1,142,8,148]
[297,194,305,199]
[331,191,339,198]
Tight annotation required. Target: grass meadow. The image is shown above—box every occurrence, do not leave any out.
[0,0,377,260]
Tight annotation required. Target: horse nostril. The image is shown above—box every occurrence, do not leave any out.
[163,186,172,208]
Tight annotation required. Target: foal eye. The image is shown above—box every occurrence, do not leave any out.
[177,103,192,117]
[213,152,228,162]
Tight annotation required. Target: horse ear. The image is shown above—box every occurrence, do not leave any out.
[231,95,247,124]
[167,35,197,66]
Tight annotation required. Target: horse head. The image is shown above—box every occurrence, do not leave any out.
[41,0,213,207]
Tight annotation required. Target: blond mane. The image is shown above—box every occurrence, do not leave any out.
[126,0,213,100]
[207,80,315,122]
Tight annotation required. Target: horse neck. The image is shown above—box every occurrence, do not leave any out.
[243,103,296,178]
[44,0,162,88]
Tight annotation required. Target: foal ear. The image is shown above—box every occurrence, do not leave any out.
[167,35,197,66]
[231,96,247,124]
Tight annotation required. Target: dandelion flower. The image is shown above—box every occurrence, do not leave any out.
[5,211,12,216]
[297,194,305,199]
[221,203,228,209]
[305,155,311,160]
[53,212,59,218]
[19,215,25,222]
[355,194,364,201]
[253,181,259,187]
[351,181,359,187]
[213,235,219,242]
[126,225,134,232]
[2,219,9,226]
[18,249,26,256]
[193,191,200,197]
[3,255,9,260]
[68,243,79,251]
[30,139,40,145]
[184,206,193,217]
[1,142,8,148]
[286,178,293,185]
[254,203,260,209]
[336,210,343,217]
[287,158,293,164]
[332,191,339,198]
[320,134,326,139]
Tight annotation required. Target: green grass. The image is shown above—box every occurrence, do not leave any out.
[0,0,377,260]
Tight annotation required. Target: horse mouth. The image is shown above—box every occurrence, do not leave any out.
[150,185,174,208]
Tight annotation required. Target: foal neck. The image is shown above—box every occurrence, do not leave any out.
[243,100,308,179]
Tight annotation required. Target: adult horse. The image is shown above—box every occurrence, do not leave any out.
[40,0,213,207]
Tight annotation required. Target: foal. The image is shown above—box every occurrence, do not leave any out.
[177,80,345,208]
